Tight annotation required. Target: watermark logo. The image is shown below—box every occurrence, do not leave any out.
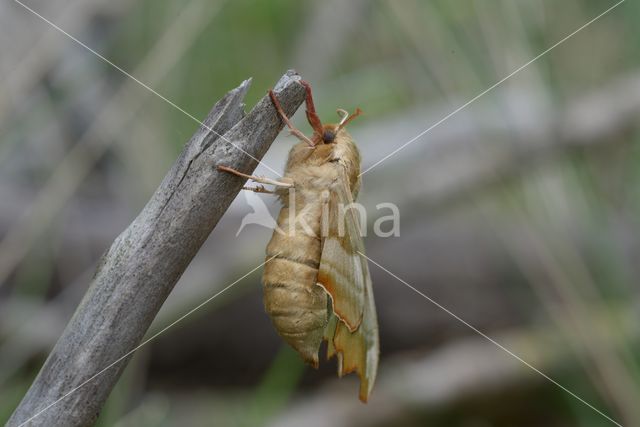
[236,189,400,238]
[236,191,279,236]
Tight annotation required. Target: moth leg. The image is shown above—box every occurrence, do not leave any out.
[269,90,315,147]
[218,165,294,188]
[242,185,274,194]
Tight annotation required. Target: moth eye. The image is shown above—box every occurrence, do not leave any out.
[322,130,335,144]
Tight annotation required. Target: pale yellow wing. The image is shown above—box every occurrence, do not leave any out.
[316,188,365,331]
[318,166,379,402]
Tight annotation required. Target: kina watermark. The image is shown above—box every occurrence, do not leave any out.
[236,189,400,238]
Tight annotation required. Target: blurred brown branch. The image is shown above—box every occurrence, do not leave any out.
[7,70,306,427]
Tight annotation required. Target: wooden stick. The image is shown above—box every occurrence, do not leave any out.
[7,70,306,427]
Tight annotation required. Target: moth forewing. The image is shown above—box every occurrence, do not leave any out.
[316,176,365,331]
[317,166,379,402]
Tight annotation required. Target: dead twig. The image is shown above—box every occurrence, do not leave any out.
[7,70,306,427]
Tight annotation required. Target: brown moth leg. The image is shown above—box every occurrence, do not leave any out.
[242,185,275,194]
[269,90,315,147]
[300,80,323,135]
[218,165,293,188]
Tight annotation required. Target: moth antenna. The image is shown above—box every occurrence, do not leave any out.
[300,80,324,135]
[336,107,363,132]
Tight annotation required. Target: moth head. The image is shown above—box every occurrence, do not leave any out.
[314,108,363,145]
[299,81,362,147]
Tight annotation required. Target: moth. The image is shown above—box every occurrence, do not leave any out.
[218,81,379,402]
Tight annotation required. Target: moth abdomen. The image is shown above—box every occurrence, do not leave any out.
[262,262,327,365]
[263,221,328,366]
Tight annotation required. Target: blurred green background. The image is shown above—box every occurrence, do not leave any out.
[1,0,640,426]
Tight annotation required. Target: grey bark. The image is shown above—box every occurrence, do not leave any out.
[7,70,306,427]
